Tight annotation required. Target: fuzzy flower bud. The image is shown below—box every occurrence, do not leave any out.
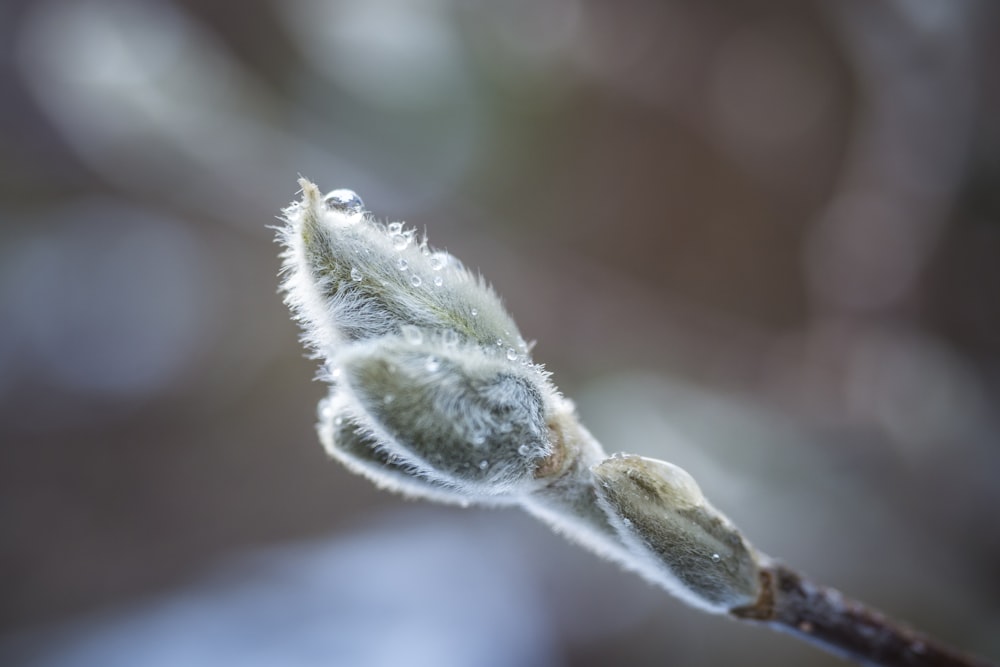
[332,334,553,497]
[592,454,761,612]
[279,178,560,499]
[279,180,761,615]
[316,390,474,505]
[278,179,531,362]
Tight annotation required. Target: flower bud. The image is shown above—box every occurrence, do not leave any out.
[316,391,477,505]
[592,454,761,612]
[278,178,530,362]
[332,333,554,497]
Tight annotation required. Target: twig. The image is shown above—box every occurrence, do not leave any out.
[733,563,996,667]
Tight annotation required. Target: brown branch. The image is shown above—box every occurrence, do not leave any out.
[731,564,996,667]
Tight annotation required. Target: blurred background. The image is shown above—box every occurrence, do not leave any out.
[1,0,998,665]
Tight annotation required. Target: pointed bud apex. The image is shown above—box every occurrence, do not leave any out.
[592,455,761,612]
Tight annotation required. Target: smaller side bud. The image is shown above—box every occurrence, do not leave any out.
[333,333,554,497]
[592,455,761,613]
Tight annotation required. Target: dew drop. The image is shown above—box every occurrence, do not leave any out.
[383,393,395,404]
[387,222,404,235]
[506,348,518,361]
[433,276,443,287]
[429,253,447,271]
[323,189,364,217]
[401,325,423,345]
[397,257,409,271]
[333,416,343,426]
[392,234,410,251]
[622,518,633,528]
[470,308,478,317]
[319,400,333,420]
[425,356,441,372]
[478,459,489,470]
[470,433,487,446]
[711,553,721,563]
[410,274,422,287]
[496,338,504,347]
[517,444,531,456]
[330,367,342,379]
[350,267,363,281]
[498,421,513,433]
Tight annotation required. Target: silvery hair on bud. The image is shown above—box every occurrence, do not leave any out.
[277,179,560,499]
[278,179,763,616]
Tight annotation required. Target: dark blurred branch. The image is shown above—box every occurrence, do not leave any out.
[733,563,996,667]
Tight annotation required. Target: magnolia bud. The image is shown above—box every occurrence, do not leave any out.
[592,455,761,612]
[279,178,562,499]
[332,334,553,496]
[316,391,477,505]
[278,178,530,362]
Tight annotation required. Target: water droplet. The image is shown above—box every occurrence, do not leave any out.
[433,276,443,287]
[350,267,363,281]
[383,393,395,404]
[323,189,364,217]
[391,234,410,251]
[410,274,422,287]
[611,452,624,460]
[330,367,342,379]
[397,257,408,271]
[506,348,518,361]
[470,433,486,446]
[470,308,478,317]
[425,356,441,372]
[478,459,489,470]
[711,553,721,563]
[518,444,531,456]
[622,518,633,528]
[429,253,448,271]
[442,330,459,347]
[333,416,343,426]
[387,222,404,235]
[319,400,333,419]
[498,421,513,433]
[496,338,504,347]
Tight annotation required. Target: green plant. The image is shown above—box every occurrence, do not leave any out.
[277,179,994,667]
